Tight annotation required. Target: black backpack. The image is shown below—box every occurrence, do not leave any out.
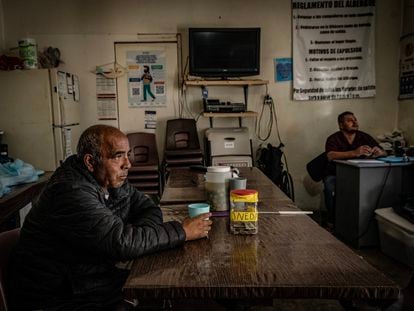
[257,143,294,200]
[257,143,284,185]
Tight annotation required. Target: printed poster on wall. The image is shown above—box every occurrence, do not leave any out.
[96,75,117,120]
[145,110,157,129]
[292,0,376,101]
[127,50,167,107]
[274,58,293,82]
[399,34,414,99]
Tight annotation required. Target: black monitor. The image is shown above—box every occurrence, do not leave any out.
[189,28,261,78]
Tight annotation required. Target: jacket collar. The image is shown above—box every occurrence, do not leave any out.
[65,155,130,201]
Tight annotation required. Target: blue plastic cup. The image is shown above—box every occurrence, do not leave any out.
[188,203,210,218]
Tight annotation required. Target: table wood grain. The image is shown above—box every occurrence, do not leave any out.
[160,167,295,210]
[124,168,399,300]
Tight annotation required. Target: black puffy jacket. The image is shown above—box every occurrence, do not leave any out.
[9,155,186,310]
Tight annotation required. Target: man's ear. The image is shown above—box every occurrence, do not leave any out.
[84,154,95,173]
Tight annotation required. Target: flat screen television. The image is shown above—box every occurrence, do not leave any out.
[189,28,261,78]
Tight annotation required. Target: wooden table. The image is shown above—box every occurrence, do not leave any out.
[124,167,399,301]
[160,167,295,209]
[0,172,52,227]
[159,168,206,205]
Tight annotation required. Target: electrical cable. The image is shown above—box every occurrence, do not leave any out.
[269,96,284,157]
[180,56,198,119]
[273,101,291,178]
[178,56,190,118]
[177,34,185,119]
[195,111,203,123]
[179,56,189,118]
[254,95,273,141]
[267,94,291,175]
[255,91,294,200]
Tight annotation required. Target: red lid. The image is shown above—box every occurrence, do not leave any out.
[230,189,258,196]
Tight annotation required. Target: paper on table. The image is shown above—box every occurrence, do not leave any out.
[259,211,313,215]
[347,159,384,164]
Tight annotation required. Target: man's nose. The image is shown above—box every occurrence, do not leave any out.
[123,156,131,169]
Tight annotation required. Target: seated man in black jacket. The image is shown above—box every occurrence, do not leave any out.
[9,124,212,310]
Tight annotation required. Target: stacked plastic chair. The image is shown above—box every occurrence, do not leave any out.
[163,119,204,181]
[127,132,162,197]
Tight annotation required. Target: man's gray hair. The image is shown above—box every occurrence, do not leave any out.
[77,124,119,163]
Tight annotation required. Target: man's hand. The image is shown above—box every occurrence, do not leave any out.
[354,145,372,157]
[371,146,386,157]
[182,213,212,241]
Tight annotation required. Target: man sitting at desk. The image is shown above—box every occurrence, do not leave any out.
[9,124,212,310]
[324,111,386,228]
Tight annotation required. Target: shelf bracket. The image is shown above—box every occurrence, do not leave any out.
[243,85,249,108]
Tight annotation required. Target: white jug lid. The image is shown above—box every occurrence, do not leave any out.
[207,166,231,173]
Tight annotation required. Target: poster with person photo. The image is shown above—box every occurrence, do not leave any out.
[126,50,167,107]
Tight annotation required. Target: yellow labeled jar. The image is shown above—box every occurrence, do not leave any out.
[230,189,258,234]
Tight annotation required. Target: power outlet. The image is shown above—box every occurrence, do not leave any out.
[264,95,273,105]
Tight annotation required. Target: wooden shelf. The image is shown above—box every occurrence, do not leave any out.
[184,79,268,86]
[185,80,265,127]
[202,111,258,118]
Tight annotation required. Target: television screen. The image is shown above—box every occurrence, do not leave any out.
[189,28,261,78]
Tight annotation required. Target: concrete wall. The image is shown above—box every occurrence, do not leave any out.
[0,0,403,212]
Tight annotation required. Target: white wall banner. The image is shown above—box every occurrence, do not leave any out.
[399,34,414,99]
[127,50,167,107]
[292,0,376,101]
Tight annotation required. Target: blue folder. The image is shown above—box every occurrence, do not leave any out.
[377,156,414,163]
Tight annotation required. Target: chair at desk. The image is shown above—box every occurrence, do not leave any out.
[163,119,204,181]
[306,152,330,227]
[0,228,20,311]
[127,132,162,197]
[306,152,328,182]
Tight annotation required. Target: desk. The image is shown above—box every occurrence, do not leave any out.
[124,167,399,301]
[0,172,52,227]
[335,161,414,248]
